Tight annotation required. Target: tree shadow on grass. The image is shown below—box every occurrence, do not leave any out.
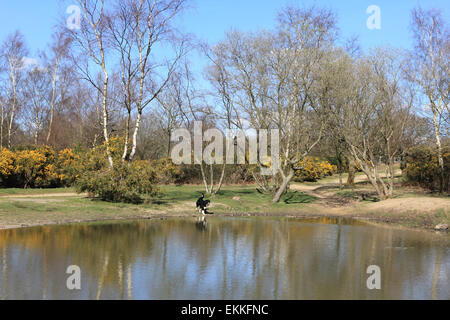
[215,188,255,197]
[148,199,169,205]
[282,191,317,204]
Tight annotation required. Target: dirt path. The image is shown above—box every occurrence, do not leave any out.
[291,169,403,201]
[290,182,352,207]
[291,170,450,219]
[290,184,333,199]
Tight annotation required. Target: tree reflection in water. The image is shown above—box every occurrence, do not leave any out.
[0,217,449,300]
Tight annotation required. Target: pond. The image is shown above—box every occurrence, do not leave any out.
[0,216,449,300]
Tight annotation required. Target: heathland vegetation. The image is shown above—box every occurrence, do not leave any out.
[0,1,448,230]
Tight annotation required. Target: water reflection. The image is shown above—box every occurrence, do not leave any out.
[195,215,208,231]
[0,217,448,300]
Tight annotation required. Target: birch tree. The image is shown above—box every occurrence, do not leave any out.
[0,91,4,150]
[22,67,51,145]
[43,31,72,145]
[0,31,27,148]
[107,0,188,163]
[69,0,114,167]
[410,7,449,193]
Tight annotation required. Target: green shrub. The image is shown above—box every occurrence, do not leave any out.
[151,158,184,184]
[75,162,158,204]
[402,146,449,192]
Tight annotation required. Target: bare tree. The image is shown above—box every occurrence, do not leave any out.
[0,60,4,149]
[42,31,72,145]
[69,0,114,167]
[205,48,237,195]
[0,92,4,149]
[410,7,449,193]
[107,0,189,163]
[169,61,218,194]
[22,67,51,145]
[209,7,336,202]
[329,49,413,200]
[0,31,28,148]
[155,70,190,159]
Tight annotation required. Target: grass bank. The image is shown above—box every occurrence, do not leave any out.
[0,185,317,230]
[0,178,448,232]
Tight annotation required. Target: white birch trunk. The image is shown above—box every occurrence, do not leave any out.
[128,111,142,162]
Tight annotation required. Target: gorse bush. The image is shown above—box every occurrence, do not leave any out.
[293,157,337,182]
[55,148,81,186]
[0,146,60,188]
[0,148,15,184]
[14,148,54,188]
[151,158,183,184]
[0,143,118,189]
[402,146,449,192]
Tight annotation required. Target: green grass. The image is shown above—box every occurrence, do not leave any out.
[434,208,450,222]
[0,178,447,231]
[0,184,320,228]
[154,184,318,213]
[336,190,360,199]
[0,187,75,196]
[0,195,148,228]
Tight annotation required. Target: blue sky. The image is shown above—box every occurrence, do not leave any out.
[0,0,448,77]
[182,0,449,49]
[0,0,448,52]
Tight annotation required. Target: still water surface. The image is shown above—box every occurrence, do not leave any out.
[0,217,449,299]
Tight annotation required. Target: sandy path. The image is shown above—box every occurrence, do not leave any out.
[362,197,450,212]
[291,169,403,196]
[290,169,450,214]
